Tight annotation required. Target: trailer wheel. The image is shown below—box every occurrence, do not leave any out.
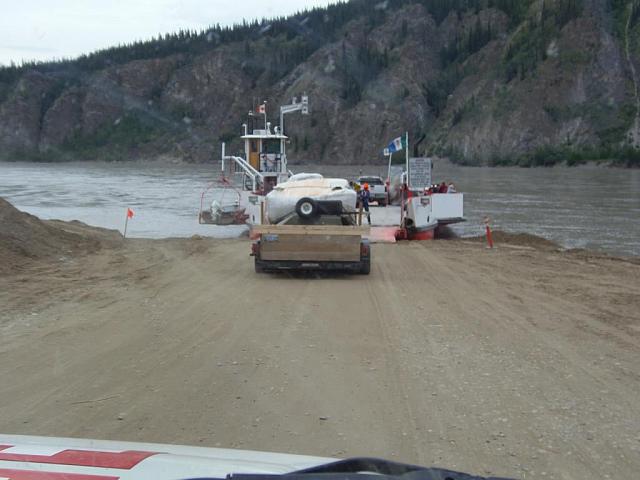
[359,256,371,275]
[295,197,319,219]
[255,259,265,273]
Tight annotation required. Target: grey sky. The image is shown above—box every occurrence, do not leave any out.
[0,0,338,66]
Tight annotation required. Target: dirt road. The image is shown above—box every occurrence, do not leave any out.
[1,235,639,479]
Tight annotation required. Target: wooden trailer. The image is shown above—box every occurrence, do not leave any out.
[250,224,371,274]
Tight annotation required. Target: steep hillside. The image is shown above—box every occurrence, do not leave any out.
[1,0,640,166]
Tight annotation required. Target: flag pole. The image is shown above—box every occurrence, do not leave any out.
[123,208,134,238]
[123,214,129,239]
[263,101,267,130]
[386,152,393,207]
[405,131,409,187]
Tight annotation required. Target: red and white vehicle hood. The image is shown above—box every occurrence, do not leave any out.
[0,435,334,480]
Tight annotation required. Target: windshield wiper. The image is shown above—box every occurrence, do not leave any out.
[188,457,517,480]
[284,457,514,480]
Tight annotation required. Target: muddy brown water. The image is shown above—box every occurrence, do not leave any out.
[1,161,638,256]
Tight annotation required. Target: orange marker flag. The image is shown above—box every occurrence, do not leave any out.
[483,216,493,249]
[124,208,135,238]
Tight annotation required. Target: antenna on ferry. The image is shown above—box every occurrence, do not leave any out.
[279,95,310,136]
[262,100,267,130]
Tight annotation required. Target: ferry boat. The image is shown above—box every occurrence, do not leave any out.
[199,98,464,240]
[200,96,355,226]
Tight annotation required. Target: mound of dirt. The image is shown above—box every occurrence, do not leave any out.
[0,197,122,273]
[466,230,560,250]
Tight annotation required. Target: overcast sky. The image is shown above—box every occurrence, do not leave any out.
[0,0,339,66]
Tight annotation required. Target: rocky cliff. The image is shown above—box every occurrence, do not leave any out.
[1,0,639,166]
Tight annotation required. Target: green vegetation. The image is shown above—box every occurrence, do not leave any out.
[0,0,540,96]
[423,65,465,117]
[39,80,68,124]
[218,132,236,144]
[480,145,639,167]
[2,105,190,163]
[58,113,164,160]
[451,96,479,125]
[339,39,390,106]
[439,17,495,67]
[249,35,317,84]
[416,0,533,24]
[502,0,583,82]
[492,85,516,115]
[610,0,640,41]
[0,112,170,162]
[627,2,640,79]
[0,0,563,119]
[0,82,11,104]
[558,49,592,66]
[442,142,640,168]
[424,1,529,120]
[2,0,640,166]
[508,145,640,167]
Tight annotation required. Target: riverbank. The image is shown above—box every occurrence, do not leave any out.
[3,153,640,168]
[1,199,639,479]
[446,145,640,168]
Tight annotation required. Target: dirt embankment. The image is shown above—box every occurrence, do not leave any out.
[0,197,122,274]
[1,198,639,479]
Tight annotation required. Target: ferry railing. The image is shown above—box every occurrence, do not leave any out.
[223,155,263,192]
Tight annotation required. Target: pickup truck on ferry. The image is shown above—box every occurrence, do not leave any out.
[356,176,388,206]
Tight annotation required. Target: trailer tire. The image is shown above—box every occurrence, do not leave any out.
[359,257,371,275]
[295,197,319,219]
[255,259,265,273]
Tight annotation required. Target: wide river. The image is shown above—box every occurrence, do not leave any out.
[1,161,639,256]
